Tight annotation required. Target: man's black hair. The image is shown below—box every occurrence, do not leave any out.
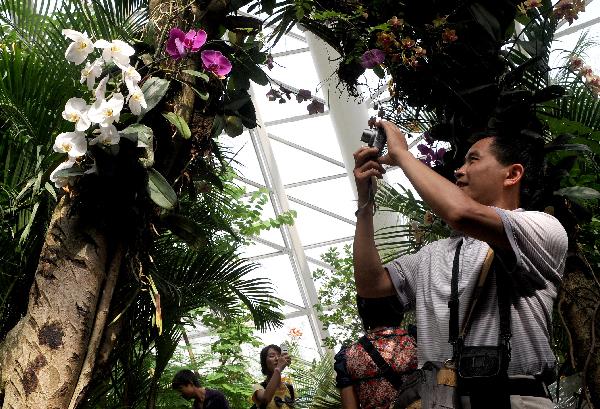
[488,132,545,210]
[171,369,200,389]
[476,92,548,210]
[260,344,281,376]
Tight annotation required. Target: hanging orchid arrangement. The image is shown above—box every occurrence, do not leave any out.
[50,29,146,189]
[50,26,236,194]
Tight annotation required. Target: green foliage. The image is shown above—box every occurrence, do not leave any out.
[0,3,286,409]
[286,341,341,409]
[312,245,363,349]
[154,308,263,409]
[199,312,263,408]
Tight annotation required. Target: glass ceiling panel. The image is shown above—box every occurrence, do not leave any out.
[245,254,306,307]
[287,201,355,246]
[242,240,283,259]
[269,139,345,185]
[269,117,345,162]
[286,177,356,218]
[222,132,267,186]
[266,53,324,97]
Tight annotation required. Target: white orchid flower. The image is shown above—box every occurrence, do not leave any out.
[127,86,147,116]
[88,93,124,126]
[94,39,135,66]
[62,29,94,65]
[61,97,91,131]
[53,131,87,158]
[95,75,109,101]
[89,124,120,146]
[80,58,104,90]
[50,158,77,188]
[115,61,141,93]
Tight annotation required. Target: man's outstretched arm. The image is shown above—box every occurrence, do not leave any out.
[377,121,512,250]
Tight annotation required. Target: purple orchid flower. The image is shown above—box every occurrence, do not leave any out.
[166,28,187,59]
[166,28,208,59]
[360,49,386,69]
[184,29,207,52]
[201,50,232,77]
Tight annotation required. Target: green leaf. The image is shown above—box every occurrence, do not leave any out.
[162,214,207,248]
[162,112,192,139]
[246,63,269,86]
[372,64,385,78]
[140,77,170,116]
[211,115,225,138]
[554,186,600,201]
[224,91,251,111]
[191,86,209,101]
[224,115,244,137]
[147,168,177,209]
[121,124,155,168]
[182,69,210,82]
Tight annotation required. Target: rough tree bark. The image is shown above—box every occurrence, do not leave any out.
[0,198,117,409]
[559,251,600,408]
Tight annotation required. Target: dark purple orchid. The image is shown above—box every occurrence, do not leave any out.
[166,28,207,59]
[417,143,446,167]
[360,49,386,69]
[201,50,232,78]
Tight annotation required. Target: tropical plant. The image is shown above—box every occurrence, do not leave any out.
[152,306,264,409]
[0,0,290,408]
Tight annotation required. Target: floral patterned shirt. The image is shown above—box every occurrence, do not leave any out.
[334,327,417,408]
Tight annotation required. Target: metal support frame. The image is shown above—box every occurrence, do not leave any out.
[248,86,331,351]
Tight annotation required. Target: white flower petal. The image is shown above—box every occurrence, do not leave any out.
[113,40,135,56]
[53,131,87,158]
[93,39,111,49]
[95,76,109,101]
[62,29,85,42]
[75,115,91,132]
[50,158,77,188]
[89,124,120,145]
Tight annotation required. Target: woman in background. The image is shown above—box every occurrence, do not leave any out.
[252,344,295,408]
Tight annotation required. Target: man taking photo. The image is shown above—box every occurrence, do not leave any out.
[352,121,567,408]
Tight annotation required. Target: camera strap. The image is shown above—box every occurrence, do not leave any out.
[448,241,512,359]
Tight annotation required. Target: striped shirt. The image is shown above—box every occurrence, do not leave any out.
[384,208,568,375]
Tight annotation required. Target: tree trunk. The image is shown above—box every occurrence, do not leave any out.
[0,198,118,409]
[558,252,600,408]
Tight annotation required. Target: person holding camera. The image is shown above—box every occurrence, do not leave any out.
[252,344,295,409]
[353,121,567,408]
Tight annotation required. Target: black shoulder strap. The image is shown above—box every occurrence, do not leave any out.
[449,242,512,359]
[448,240,463,347]
[358,335,403,389]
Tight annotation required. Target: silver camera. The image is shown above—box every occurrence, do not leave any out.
[361,127,387,156]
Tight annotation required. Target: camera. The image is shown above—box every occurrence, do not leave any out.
[361,127,387,156]
[280,342,289,354]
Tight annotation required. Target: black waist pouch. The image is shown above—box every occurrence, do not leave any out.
[457,345,509,393]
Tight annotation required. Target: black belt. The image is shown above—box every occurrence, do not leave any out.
[462,378,550,399]
[507,377,550,398]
